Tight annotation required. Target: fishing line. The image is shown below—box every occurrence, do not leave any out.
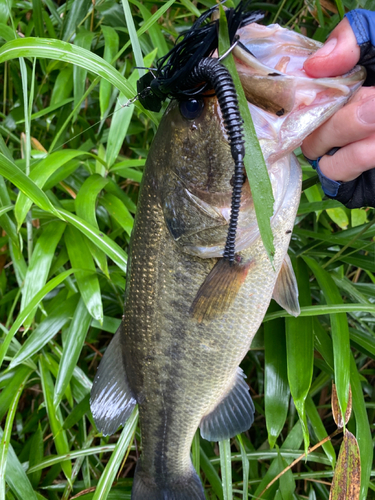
[49,94,137,155]
[50,4,236,153]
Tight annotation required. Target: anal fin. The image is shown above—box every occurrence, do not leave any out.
[272,254,300,317]
[190,258,253,322]
[199,367,255,441]
[90,323,136,436]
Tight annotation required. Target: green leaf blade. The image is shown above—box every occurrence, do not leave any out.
[264,304,290,449]
[218,7,275,262]
[39,356,72,480]
[54,297,92,407]
[286,259,314,453]
[303,256,351,419]
[65,225,103,323]
[21,221,66,328]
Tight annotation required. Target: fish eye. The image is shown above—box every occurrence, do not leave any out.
[179,99,204,120]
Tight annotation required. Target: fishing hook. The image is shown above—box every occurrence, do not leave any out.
[218,35,240,62]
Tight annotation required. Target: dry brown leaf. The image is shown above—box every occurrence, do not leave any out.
[31,137,47,152]
[329,431,361,500]
[20,134,47,157]
[332,382,352,428]
[320,0,338,14]
[305,0,337,22]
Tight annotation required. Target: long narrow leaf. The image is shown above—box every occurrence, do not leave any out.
[219,439,232,500]
[58,209,127,272]
[9,294,79,368]
[21,221,66,327]
[39,356,72,479]
[264,303,290,448]
[350,355,372,500]
[54,297,92,407]
[100,26,119,117]
[254,422,303,499]
[237,434,250,500]
[0,428,38,500]
[0,366,32,421]
[303,256,351,418]
[306,396,336,468]
[92,408,138,500]
[218,7,275,261]
[121,1,145,77]
[264,303,375,320]
[65,225,103,322]
[15,150,87,227]
[0,269,76,369]
[286,259,314,452]
[0,153,61,218]
[0,38,155,121]
[0,369,31,500]
[100,193,133,236]
[75,174,109,276]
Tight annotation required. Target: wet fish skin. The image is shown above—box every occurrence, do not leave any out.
[125,97,301,499]
[90,22,365,500]
[91,97,300,500]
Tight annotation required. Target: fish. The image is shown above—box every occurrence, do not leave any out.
[90,16,365,500]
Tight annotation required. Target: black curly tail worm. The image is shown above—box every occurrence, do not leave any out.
[182,58,245,263]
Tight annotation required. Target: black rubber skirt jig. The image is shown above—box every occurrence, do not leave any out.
[137,1,264,320]
[183,57,245,264]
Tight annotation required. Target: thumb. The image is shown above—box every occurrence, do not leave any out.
[304,18,360,78]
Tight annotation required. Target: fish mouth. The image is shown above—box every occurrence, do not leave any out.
[224,22,366,167]
[233,23,366,117]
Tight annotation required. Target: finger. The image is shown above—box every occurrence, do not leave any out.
[301,91,375,160]
[304,18,360,78]
[318,133,375,182]
[348,86,375,104]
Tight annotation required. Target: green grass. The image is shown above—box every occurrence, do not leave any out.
[0,1,374,499]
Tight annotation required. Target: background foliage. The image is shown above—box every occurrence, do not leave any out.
[0,0,374,499]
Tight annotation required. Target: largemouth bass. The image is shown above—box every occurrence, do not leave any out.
[91,18,364,500]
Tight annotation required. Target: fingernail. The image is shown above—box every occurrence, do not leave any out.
[358,97,375,124]
[312,37,337,58]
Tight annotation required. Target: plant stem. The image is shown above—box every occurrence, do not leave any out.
[257,428,343,498]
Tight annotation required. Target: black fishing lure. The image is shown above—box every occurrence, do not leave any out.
[137,1,264,264]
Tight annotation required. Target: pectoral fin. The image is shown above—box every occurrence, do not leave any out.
[90,323,136,436]
[190,258,253,322]
[200,368,255,441]
[272,255,300,317]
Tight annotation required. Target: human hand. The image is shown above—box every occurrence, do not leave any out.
[301,16,375,185]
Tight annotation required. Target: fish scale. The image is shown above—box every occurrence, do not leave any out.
[90,19,365,500]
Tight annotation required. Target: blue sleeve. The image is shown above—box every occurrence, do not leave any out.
[306,155,375,208]
[308,157,341,197]
[345,9,375,87]
[345,9,375,47]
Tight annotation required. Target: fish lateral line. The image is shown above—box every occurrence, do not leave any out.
[190,256,254,323]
